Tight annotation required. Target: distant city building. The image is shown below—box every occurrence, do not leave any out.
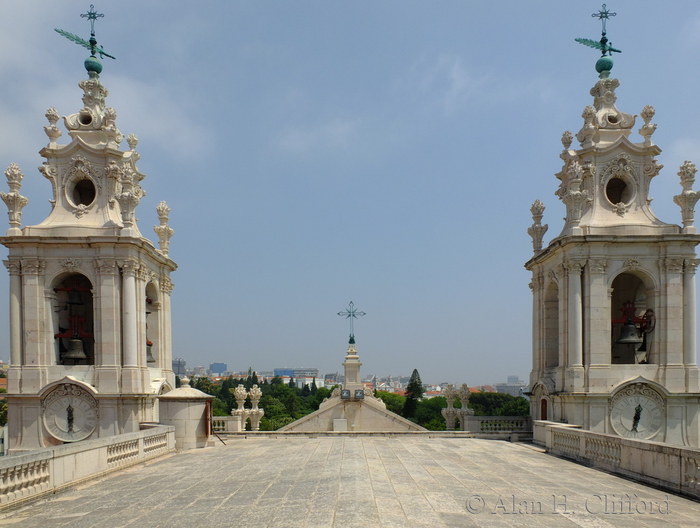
[293,367,319,378]
[209,362,228,376]
[190,366,207,377]
[172,358,187,377]
[495,376,527,397]
[274,368,295,378]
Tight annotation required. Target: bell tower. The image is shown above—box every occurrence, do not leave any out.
[0,8,176,452]
[526,8,700,446]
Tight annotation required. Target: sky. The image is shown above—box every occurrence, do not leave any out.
[2,1,700,386]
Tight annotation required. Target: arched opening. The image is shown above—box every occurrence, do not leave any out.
[610,272,654,364]
[544,282,560,368]
[53,274,95,365]
[540,399,548,421]
[145,282,160,366]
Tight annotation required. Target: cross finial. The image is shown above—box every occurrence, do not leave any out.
[80,5,104,37]
[592,4,616,36]
[337,301,366,344]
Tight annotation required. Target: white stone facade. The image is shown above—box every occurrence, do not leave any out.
[526,70,700,446]
[1,66,177,452]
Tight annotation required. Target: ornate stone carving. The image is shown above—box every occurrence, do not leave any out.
[41,383,98,414]
[673,161,700,230]
[121,260,140,277]
[685,259,700,274]
[601,154,638,191]
[564,259,585,273]
[60,259,82,273]
[44,107,62,145]
[1,163,29,235]
[159,276,174,294]
[638,105,657,145]
[94,259,119,275]
[559,161,591,229]
[561,130,573,150]
[153,201,175,255]
[577,105,597,148]
[127,133,138,150]
[587,258,608,274]
[116,167,145,234]
[3,260,21,276]
[22,259,45,275]
[527,200,548,253]
[103,107,123,147]
[64,156,100,218]
[623,258,641,271]
[661,258,684,273]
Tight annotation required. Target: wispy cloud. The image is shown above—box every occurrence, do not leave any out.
[278,118,360,153]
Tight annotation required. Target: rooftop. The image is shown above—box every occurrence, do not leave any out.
[5,436,699,527]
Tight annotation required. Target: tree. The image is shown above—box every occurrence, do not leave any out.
[288,377,296,388]
[402,369,424,419]
[310,377,318,395]
[375,391,405,415]
[467,392,529,416]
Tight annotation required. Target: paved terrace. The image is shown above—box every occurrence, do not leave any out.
[2,437,699,527]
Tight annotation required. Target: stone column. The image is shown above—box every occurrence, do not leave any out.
[4,261,22,393]
[585,259,609,367]
[121,260,141,392]
[95,259,121,393]
[160,276,175,388]
[20,259,46,392]
[566,260,584,367]
[684,259,698,366]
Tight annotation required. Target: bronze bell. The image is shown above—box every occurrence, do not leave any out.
[63,338,87,359]
[616,321,643,346]
[67,289,84,305]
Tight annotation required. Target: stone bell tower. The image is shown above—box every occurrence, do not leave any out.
[526,13,700,446]
[0,10,176,452]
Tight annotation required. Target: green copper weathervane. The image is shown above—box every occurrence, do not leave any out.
[338,301,366,345]
[55,5,115,77]
[575,4,621,77]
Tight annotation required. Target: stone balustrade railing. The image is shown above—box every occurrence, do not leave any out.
[0,425,175,510]
[536,420,700,499]
[212,416,244,433]
[463,416,532,433]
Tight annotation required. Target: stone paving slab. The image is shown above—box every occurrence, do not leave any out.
[1,437,699,527]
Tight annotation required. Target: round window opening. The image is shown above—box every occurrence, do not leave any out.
[72,179,96,207]
[605,177,631,205]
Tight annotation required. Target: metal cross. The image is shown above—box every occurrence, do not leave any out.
[592,4,616,36]
[337,301,366,343]
[80,5,104,36]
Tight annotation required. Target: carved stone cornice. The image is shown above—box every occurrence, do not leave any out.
[587,258,608,274]
[21,259,45,275]
[3,260,21,276]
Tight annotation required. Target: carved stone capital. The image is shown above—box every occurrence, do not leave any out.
[3,260,21,275]
[661,258,684,274]
[160,275,174,294]
[94,259,119,276]
[121,260,140,277]
[564,259,585,273]
[21,259,45,275]
[587,258,608,274]
[685,259,700,274]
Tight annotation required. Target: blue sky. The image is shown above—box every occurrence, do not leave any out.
[2,1,700,385]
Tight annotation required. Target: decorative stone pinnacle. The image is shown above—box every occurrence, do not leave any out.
[561,131,573,150]
[527,200,548,253]
[154,201,174,255]
[674,161,700,231]
[638,105,657,145]
[1,164,29,236]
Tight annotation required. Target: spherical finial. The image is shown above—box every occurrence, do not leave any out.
[595,55,613,78]
[84,55,103,77]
